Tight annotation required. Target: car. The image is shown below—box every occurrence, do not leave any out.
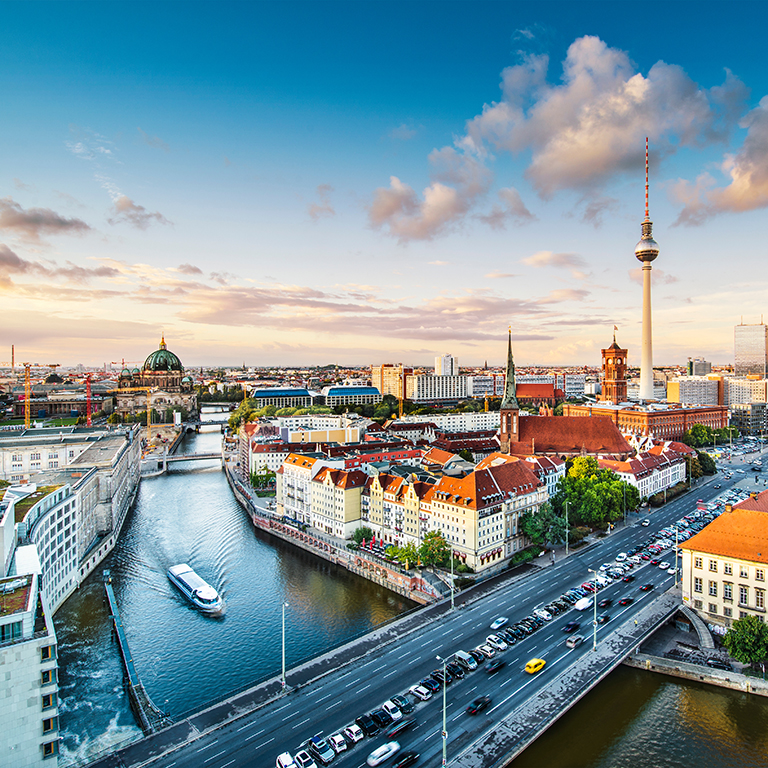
[640,553,651,561]
[525,658,546,674]
[371,708,394,728]
[566,634,584,649]
[650,559,660,566]
[430,668,453,685]
[486,659,506,674]
[598,598,612,608]
[308,736,336,765]
[446,661,465,679]
[490,616,509,630]
[475,644,496,658]
[713,484,721,489]
[382,700,403,722]
[420,678,440,694]
[277,753,298,768]
[367,741,400,767]
[641,519,651,526]
[533,608,553,621]
[392,752,420,768]
[391,694,414,714]
[469,649,486,664]
[658,561,670,569]
[294,751,319,768]
[623,575,635,583]
[342,724,364,744]
[466,695,491,715]
[329,734,347,754]
[486,634,508,651]
[667,567,677,575]
[408,684,432,701]
[355,714,380,738]
[563,620,580,633]
[616,552,627,562]
[618,597,634,606]
[386,718,417,739]
[706,658,733,671]
[597,613,611,624]
[640,583,655,592]
[497,628,517,644]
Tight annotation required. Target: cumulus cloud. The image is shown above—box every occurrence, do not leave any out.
[672,96,768,224]
[389,123,418,141]
[368,149,491,242]
[629,267,679,286]
[0,197,91,242]
[477,187,536,229]
[465,36,746,197]
[137,127,170,152]
[522,250,589,280]
[107,196,171,229]
[308,184,335,221]
[176,263,203,275]
[0,243,118,287]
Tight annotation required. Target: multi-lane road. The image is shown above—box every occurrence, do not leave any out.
[121,456,759,768]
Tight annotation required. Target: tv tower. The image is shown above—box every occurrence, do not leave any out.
[635,138,660,401]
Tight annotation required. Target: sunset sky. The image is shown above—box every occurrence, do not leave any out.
[2,1,767,369]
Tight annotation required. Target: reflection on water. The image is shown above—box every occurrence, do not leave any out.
[512,665,768,768]
[54,413,415,765]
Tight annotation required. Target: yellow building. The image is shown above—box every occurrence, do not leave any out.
[310,467,367,538]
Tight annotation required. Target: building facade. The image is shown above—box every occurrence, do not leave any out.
[600,334,628,403]
[370,364,413,400]
[735,322,768,377]
[435,354,459,376]
[405,374,469,402]
[666,376,721,406]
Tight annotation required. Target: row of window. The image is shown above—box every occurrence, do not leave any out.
[693,579,765,608]
[694,556,764,580]
[694,599,763,622]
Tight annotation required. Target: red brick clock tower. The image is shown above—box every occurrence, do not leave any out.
[601,329,628,403]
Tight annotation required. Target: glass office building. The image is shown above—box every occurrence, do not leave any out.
[735,323,768,377]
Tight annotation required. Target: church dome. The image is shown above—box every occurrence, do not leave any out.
[143,336,183,372]
[120,368,132,378]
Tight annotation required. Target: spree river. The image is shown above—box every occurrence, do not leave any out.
[54,410,768,767]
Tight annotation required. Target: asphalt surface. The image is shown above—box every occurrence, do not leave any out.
[94,445,765,768]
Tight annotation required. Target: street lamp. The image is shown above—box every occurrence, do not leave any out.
[450,551,455,612]
[281,602,289,691]
[587,568,599,651]
[565,500,569,559]
[436,655,447,766]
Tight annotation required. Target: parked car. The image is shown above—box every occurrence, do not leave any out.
[342,724,364,744]
[308,736,336,765]
[430,668,453,685]
[294,751,319,768]
[420,678,440,694]
[409,685,432,701]
[446,662,465,679]
[329,732,349,754]
[466,695,491,715]
[382,701,403,722]
[371,709,393,728]
[486,634,508,651]
[355,714,380,738]
[277,753,298,768]
[391,694,414,714]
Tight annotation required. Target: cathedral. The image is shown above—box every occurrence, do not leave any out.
[114,336,198,420]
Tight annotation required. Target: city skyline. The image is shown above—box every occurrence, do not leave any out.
[2,1,768,368]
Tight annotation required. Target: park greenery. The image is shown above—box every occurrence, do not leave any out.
[682,424,739,448]
[724,614,768,673]
[353,528,454,570]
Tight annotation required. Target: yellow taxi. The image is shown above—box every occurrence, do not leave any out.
[525,658,546,674]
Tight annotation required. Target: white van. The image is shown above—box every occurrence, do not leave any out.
[574,597,592,611]
[276,754,297,768]
[454,650,478,671]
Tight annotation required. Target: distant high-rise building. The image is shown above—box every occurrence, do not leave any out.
[635,139,660,401]
[735,322,768,377]
[435,354,458,376]
[370,363,413,400]
[687,358,712,376]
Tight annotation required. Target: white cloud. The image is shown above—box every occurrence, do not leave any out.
[308,184,335,221]
[477,187,536,229]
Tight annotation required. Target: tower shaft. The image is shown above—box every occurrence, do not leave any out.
[639,263,654,400]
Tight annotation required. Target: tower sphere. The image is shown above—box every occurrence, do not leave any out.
[635,221,659,263]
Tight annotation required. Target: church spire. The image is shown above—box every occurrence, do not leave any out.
[500,326,519,410]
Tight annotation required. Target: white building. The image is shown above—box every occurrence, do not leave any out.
[667,376,721,406]
[405,374,469,402]
[0,563,59,767]
[467,374,504,398]
[397,412,500,433]
[598,444,689,500]
[724,377,768,406]
[435,354,459,376]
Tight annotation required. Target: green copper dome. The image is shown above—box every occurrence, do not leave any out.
[143,336,183,372]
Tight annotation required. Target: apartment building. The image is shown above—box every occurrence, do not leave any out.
[370,364,413,400]
[680,491,768,628]
[405,374,468,402]
[309,467,367,538]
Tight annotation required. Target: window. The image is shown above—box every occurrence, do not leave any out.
[724,606,733,618]
[758,590,765,610]
[709,581,718,597]
[42,741,58,759]
[694,557,703,569]
[0,621,22,643]
[740,585,749,606]
[694,599,703,610]
[42,693,57,710]
[758,569,765,582]
[42,716,58,734]
[724,582,733,601]
[741,566,749,579]
[694,577,703,593]
[724,562,733,575]
[709,603,718,614]
[709,560,718,572]
[41,668,57,686]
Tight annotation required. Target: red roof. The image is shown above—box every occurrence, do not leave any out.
[516,383,556,399]
[509,415,631,457]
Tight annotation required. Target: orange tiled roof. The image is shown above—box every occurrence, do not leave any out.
[422,447,458,466]
[509,416,631,456]
[734,490,768,515]
[680,507,768,564]
[516,383,556,398]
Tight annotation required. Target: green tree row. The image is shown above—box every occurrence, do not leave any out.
[351,528,452,569]
[682,424,739,448]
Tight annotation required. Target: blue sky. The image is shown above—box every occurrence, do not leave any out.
[2,1,767,369]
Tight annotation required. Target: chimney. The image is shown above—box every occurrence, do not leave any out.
[751,492,758,499]
[725,504,732,513]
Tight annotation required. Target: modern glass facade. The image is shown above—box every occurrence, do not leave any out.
[735,323,768,376]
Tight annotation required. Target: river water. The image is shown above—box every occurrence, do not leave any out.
[54,410,768,767]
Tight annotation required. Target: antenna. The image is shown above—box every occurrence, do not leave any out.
[644,137,649,221]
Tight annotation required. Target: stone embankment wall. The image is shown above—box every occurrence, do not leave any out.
[224,465,439,605]
[623,652,768,697]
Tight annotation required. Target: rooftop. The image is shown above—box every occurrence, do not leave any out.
[0,574,33,618]
[680,503,768,564]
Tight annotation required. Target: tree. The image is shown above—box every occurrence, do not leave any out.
[682,423,712,448]
[724,614,768,673]
[352,527,374,546]
[419,530,450,567]
[457,448,474,463]
[520,502,555,546]
[393,542,418,569]
[697,450,717,475]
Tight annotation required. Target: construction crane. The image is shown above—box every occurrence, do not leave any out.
[85,373,93,427]
[18,363,61,429]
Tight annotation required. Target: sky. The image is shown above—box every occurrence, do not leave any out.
[2,0,768,370]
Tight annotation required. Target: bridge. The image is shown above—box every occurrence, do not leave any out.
[87,477,726,768]
[165,452,222,463]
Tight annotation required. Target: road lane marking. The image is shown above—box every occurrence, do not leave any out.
[204,750,227,763]
[345,677,360,687]
[291,717,311,729]
[246,731,270,742]
[252,737,275,749]
[196,742,217,752]
[382,670,398,679]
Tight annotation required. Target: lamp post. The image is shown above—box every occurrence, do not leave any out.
[450,550,455,612]
[565,501,569,558]
[674,527,679,589]
[588,568,599,651]
[281,602,289,691]
[436,655,447,766]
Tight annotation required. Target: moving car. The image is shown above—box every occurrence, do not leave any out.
[640,583,655,592]
[466,695,491,714]
[618,597,634,606]
[565,634,584,649]
[392,752,420,768]
[563,620,580,633]
[525,658,546,674]
[598,598,612,608]
[597,613,611,624]
[641,519,651,526]
[386,719,417,739]
[486,659,506,674]
[490,616,509,630]
[367,741,400,767]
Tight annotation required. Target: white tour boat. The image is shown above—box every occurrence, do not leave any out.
[167,564,224,614]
